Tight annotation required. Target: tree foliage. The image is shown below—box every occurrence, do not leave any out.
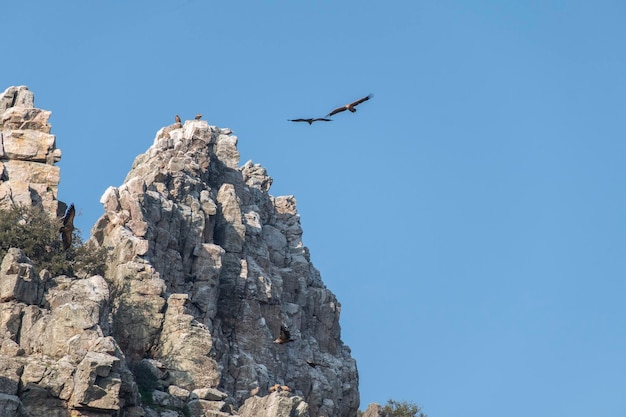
[132,361,158,405]
[381,399,427,417]
[0,205,106,276]
[358,399,427,417]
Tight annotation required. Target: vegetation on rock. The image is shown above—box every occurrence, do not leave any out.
[382,400,427,417]
[132,361,158,405]
[0,205,106,276]
[358,399,428,417]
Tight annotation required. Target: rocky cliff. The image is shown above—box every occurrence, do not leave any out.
[0,86,63,216]
[0,86,359,417]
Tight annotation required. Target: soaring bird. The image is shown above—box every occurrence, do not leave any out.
[195,114,202,120]
[326,94,373,117]
[273,324,295,344]
[175,114,181,124]
[59,204,75,250]
[288,118,332,125]
[305,359,329,369]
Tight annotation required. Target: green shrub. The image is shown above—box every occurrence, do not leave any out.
[381,399,427,417]
[0,205,106,276]
[132,361,158,405]
[358,399,427,417]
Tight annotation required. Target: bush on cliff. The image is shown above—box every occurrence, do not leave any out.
[0,205,106,276]
[381,400,427,417]
[358,399,427,417]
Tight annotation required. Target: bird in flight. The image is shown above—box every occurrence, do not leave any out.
[326,94,373,117]
[59,203,75,250]
[273,324,295,344]
[305,359,329,369]
[288,118,332,125]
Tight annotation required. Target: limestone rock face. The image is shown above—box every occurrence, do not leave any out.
[0,249,137,416]
[90,118,359,416]
[0,249,42,305]
[238,391,309,417]
[0,86,62,215]
[0,85,359,417]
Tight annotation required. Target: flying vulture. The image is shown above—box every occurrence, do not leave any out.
[59,203,75,250]
[305,360,329,369]
[273,324,295,344]
[195,113,202,120]
[175,114,181,124]
[326,94,373,117]
[288,118,332,125]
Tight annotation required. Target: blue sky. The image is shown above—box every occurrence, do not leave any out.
[4,1,626,415]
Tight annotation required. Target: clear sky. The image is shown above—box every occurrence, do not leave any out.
[3,1,626,416]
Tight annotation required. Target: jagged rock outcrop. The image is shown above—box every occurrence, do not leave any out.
[0,86,360,416]
[90,118,359,416]
[0,248,138,416]
[238,391,309,417]
[0,86,63,216]
[0,87,137,416]
[362,403,383,417]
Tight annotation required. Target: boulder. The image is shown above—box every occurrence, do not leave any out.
[238,392,309,417]
[0,393,24,417]
[0,249,41,305]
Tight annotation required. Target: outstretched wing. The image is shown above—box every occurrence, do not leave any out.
[326,106,347,117]
[62,204,76,228]
[61,229,72,250]
[312,118,332,122]
[60,204,75,250]
[350,94,373,107]
[326,94,373,116]
[306,360,329,368]
[288,119,311,123]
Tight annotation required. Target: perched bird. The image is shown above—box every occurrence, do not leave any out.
[273,324,295,344]
[305,360,329,369]
[288,118,332,125]
[326,94,373,117]
[195,113,202,120]
[59,204,75,250]
[249,386,260,397]
[269,384,281,393]
[175,114,181,124]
